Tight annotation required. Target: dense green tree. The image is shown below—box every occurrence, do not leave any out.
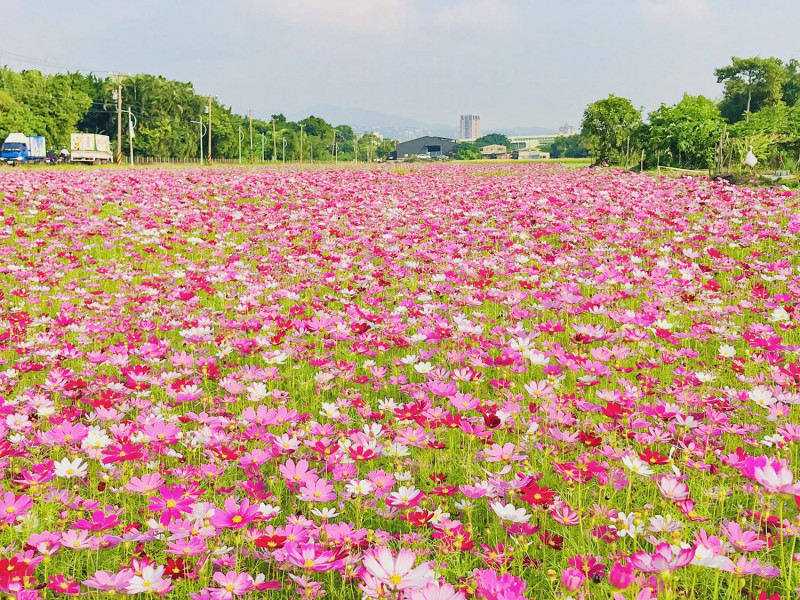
[581,95,642,164]
[647,94,725,169]
[715,57,792,123]
[0,68,92,150]
[548,134,589,158]
[452,142,481,160]
[474,133,511,149]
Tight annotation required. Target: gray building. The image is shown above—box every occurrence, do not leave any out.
[391,136,457,160]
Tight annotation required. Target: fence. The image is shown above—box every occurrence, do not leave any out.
[132,157,240,165]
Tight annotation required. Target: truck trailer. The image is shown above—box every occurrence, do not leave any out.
[1,133,46,165]
[70,133,113,164]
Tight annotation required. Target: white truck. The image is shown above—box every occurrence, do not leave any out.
[70,133,113,164]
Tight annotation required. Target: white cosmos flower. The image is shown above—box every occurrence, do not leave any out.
[311,507,339,519]
[490,502,531,523]
[718,344,736,358]
[413,362,434,374]
[54,457,88,479]
[622,455,655,477]
[768,307,790,322]
[695,371,717,383]
[750,387,776,408]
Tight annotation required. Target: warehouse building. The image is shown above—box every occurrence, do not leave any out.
[391,136,457,160]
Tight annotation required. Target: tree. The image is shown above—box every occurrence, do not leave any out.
[474,133,510,149]
[548,134,589,158]
[452,142,481,160]
[647,94,725,169]
[581,95,642,164]
[729,102,800,168]
[715,56,792,123]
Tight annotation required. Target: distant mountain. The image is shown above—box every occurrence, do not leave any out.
[287,104,456,140]
[494,126,557,136]
[284,105,557,141]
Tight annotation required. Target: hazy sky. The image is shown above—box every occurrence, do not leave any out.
[3,0,800,130]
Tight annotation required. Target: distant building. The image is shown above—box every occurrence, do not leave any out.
[516,148,551,160]
[460,115,481,141]
[391,136,457,160]
[481,144,509,159]
[508,133,562,151]
[558,124,576,136]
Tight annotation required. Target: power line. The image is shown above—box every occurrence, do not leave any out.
[0,50,114,74]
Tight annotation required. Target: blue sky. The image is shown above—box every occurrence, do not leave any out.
[2,0,799,131]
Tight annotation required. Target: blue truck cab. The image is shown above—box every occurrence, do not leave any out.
[2,133,46,165]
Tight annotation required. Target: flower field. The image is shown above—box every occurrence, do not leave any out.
[1,163,800,600]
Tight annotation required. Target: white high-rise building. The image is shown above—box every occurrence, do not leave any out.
[460,115,481,141]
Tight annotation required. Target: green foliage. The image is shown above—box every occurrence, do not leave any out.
[729,102,800,168]
[0,67,385,161]
[581,95,642,164]
[647,94,725,169]
[548,134,589,159]
[0,68,92,150]
[452,142,481,160]
[715,56,795,123]
[474,133,510,149]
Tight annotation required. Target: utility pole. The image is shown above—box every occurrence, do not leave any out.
[299,124,305,164]
[272,118,277,162]
[115,74,123,165]
[249,109,254,164]
[207,96,212,163]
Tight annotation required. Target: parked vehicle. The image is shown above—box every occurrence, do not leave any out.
[70,133,112,164]
[1,133,46,165]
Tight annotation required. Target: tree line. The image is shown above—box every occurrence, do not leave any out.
[0,68,397,161]
[570,56,800,171]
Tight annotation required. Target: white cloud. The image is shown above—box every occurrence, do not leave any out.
[253,0,417,35]
[637,0,711,21]
[434,0,516,29]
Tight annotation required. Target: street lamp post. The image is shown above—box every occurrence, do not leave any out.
[309,141,312,165]
[126,108,137,166]
[261,133,265,163]
[282,137,287,165]
[238,127,245,164]
[190,119,206,165]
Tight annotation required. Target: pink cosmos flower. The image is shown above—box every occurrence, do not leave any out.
[405,582,466,600]
[753,463,800,494]
[721,556,780,578]
[297,477,337,503]
[474,569,526,600]
[285,542,345,572]
[656,476,690,501]
[82,570,134,592]
[211,497,261,529]
[211,571,254,599]
[630,543,696,572]
[0,492,33,524]
[721,521,767,552]
[483,442,526,463]
[362,548,434,590]
[148,485,195,524]
[125,473,166,494]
